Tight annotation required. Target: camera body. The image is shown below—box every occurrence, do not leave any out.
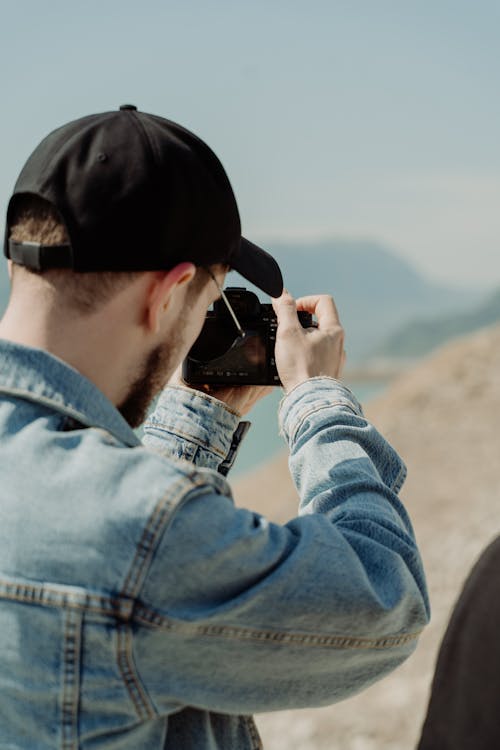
[183,287,314,386]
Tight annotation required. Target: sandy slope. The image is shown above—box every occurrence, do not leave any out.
[233,323,500,749]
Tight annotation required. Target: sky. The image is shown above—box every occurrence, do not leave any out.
[0,0,499,288]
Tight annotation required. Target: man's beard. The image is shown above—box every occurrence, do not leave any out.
[117,270,208,428]
[118,335,181,428]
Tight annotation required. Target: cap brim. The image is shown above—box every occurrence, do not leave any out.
[230,237,284,298]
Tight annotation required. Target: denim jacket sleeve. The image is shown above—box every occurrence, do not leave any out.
[143,384,243,470]
[139,379,430,715]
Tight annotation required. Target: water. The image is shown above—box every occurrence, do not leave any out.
[231,380,388,476]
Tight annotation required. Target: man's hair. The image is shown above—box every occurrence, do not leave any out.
[8,195,213,314]
[8,195,143,314]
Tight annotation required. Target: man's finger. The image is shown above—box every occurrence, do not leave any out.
[296,295,341,329]
[271,290,300,328]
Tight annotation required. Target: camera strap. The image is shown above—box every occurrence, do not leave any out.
[218,421,251,476]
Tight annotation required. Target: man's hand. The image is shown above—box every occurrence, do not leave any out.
[272,290,345,393]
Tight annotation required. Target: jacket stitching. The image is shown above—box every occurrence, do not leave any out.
[289,402,360,445]
[120,476,195,599]
[145,422,229,458]
[120,473,223,600]
[0,386,139,448]
[133,606,422,651]
[158,384,242,417]
[146,441,196,462]
[390,464,407,493]
[244,715,264,750]
[116,623,156,721]
[0,581,133,619]
[0,590,127,618]
[0,585,420,651]
[61,609,82,750]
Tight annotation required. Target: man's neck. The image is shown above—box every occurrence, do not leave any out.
[0,295,143,408]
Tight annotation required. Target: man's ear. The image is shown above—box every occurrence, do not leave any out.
[146,262,197,333]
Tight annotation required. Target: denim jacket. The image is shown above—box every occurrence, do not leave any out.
[0,339,429,749]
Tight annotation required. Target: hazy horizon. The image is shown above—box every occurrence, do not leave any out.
[1,1,499,288]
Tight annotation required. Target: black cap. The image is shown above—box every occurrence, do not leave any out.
[5,105,283,297]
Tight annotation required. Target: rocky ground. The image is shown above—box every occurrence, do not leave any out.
[233,323,500,749]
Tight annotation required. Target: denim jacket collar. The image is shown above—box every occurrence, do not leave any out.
[0,338,140,448]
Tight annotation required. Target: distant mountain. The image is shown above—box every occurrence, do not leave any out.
[242,239,485,362]
[0,239,487,362]
[374,286,500,359]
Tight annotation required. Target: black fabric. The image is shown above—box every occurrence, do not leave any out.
[418,535,500,749]
[217,420,251,477]
[234,238,283,299]
[8,240,73,271]
[5,106,283,298]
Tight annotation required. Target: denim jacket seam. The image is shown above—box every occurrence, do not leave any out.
[143,450,224,481]
[0,387,96,431]
[144,421,228,459]
[165,384,242,418]
[0,386,140,448]
[0,581,422,650]
[61,608,83,750]
[244,715,264,750]
[132,606,422,650]
[390,464,407,494]
[0,577,134,619]
[287,401,360,445]
[116,622,157,721]
[280,377,362,414]
[120,475,208,599]
[120,471,231,600]
[280,375,345,402]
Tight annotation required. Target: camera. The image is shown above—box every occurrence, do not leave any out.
[182,287,314,386]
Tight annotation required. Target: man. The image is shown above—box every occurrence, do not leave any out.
[0,105,429,749]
